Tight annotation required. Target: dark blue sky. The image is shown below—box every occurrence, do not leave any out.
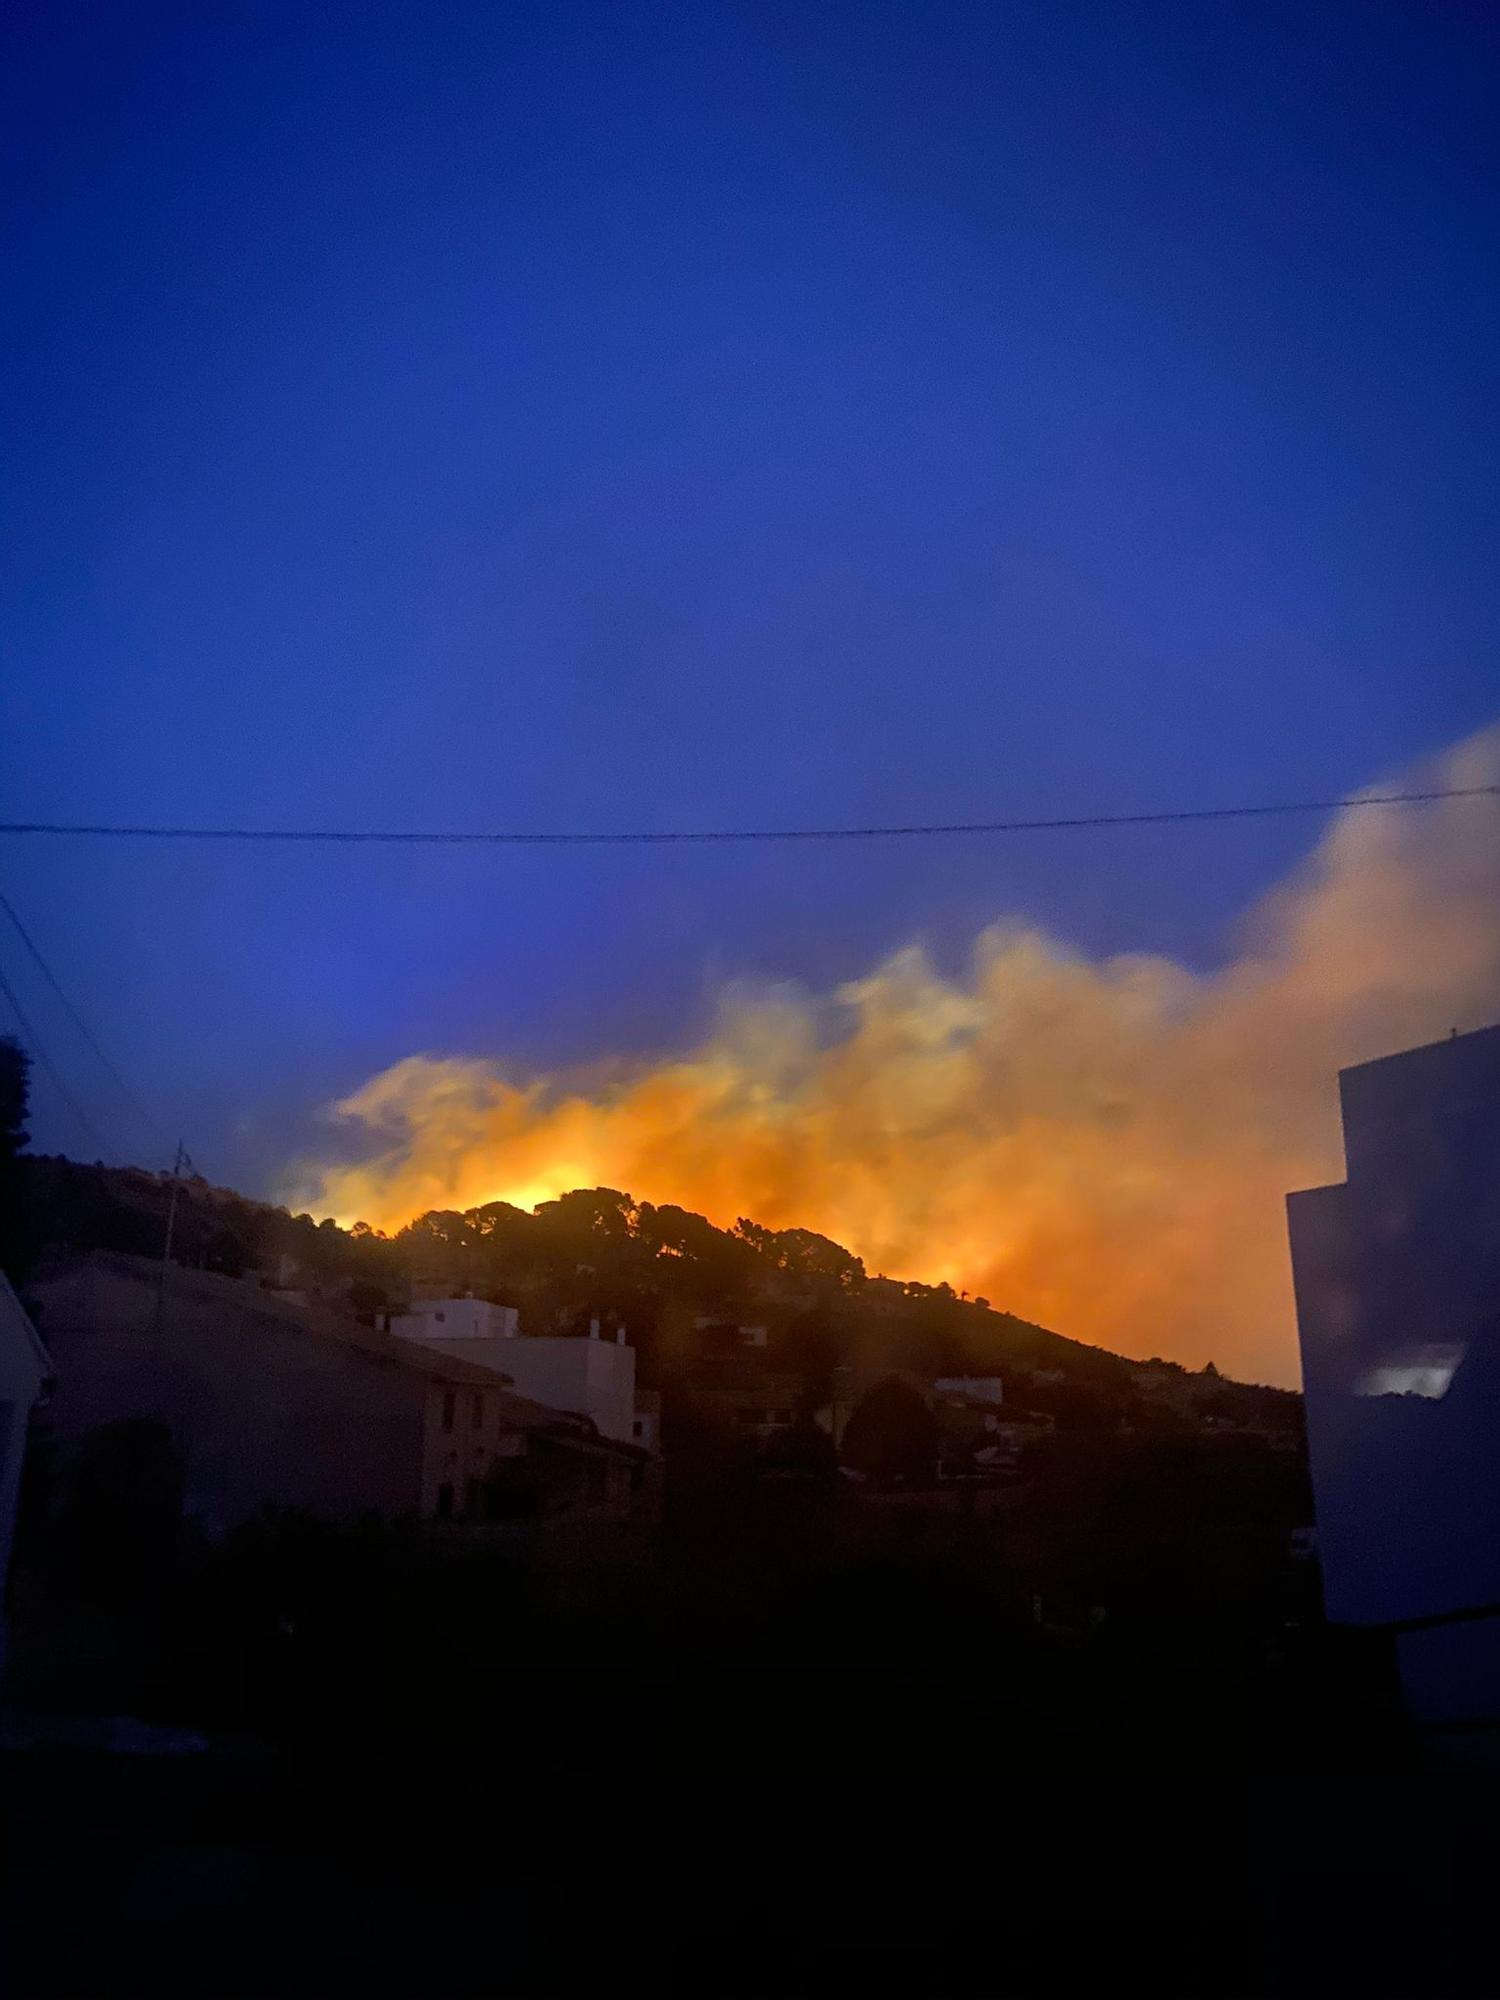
[3,0,1496,1193]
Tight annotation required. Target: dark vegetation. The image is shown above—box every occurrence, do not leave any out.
[4,1426,1418,1999]
[8,1049,1454,1997]
[9,1135,1299,1431]
[0,1035,32,1277]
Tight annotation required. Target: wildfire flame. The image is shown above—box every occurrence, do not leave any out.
[290,725,1500,1384]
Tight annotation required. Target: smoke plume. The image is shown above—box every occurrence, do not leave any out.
[291,726,1500,1383]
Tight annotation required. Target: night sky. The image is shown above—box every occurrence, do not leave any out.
[3,0,1497,1198]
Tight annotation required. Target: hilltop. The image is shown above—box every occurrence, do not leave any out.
[12,1154,1296,1427]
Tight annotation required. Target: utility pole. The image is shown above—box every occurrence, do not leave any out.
[153,1140,186,1339]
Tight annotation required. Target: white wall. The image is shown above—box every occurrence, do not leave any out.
[392,1298,519,1343]
[497,1337,636,1443]
[391,1303,638,1443]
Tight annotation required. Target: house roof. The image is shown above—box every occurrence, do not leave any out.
[526,1420,654,1463]
[31,1251,565,1426]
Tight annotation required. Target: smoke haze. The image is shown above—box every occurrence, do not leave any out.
[292,727,1500,1384]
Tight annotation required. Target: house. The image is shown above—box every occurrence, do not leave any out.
[934,1375,1003,1408]
[706,1384,800,1441]
[929,1380,1049,1482]
[390,1297,519,1344]
[693,1317,768,1352]
[1287,1024,1500,1731]
[388,1299,640,1445]
[932,1384,1002,1478]
[815,1369,1006,1457]
[686,1358,803,1441]
[1129,1364,1196,1415]
[0,1271,53,1663]
[23,1253,642,1534]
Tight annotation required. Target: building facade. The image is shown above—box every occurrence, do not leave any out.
[1287,1025,1500,1727]
[24,1255,638,1533]
[390,1299,639,1444]
[390,1297,520,1345]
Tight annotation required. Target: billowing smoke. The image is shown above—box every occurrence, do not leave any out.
[291,726,1500,1384]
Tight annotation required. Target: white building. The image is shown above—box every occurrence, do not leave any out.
[1288,1024,1500,1730]
[391,1300,639,1445]
[389,1297,520,1346]
[0,1272,54,1662]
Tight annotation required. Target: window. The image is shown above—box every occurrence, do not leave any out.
[435,1482,454,1520]
[435,1310,446,1323]
[472,1393,484,1429]
[632,1419,644,1438]
[465,1477,484,1518]
[441,1390,456,1432]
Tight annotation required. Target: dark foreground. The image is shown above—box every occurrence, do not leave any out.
[4,1461,1494,1996]
[6,1693,1498,1998]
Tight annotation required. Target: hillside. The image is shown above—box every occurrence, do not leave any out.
[12,1154,1297,1425]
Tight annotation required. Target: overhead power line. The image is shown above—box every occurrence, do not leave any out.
[0,784,1495,849]
[0,889,168,1146]
[0,952,116,1157]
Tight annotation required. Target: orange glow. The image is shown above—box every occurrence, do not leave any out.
[291,726,1500,1385]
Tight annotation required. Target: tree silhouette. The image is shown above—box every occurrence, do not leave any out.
[0,1036,29,1163]
[841,1377,938,1483]
[734,1220,866,1292]
[1,1036,33,1276]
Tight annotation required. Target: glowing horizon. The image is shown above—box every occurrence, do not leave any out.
[290,725,1500,1388]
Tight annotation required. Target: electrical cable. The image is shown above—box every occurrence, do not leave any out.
[0,888,168,1145]
[0,783,1494,848]
[0,952,116,1156]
